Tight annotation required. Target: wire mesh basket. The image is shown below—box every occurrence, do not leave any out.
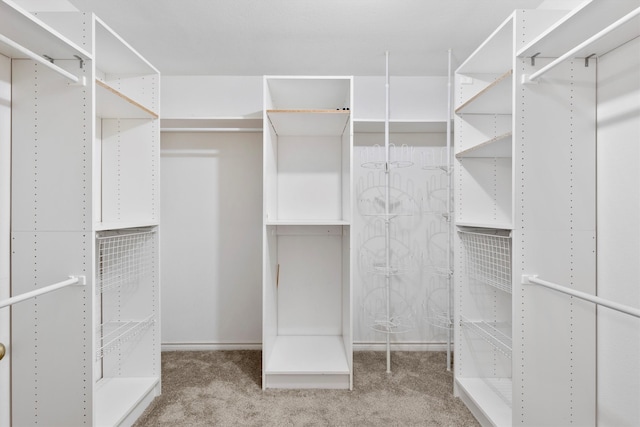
[96,228,156,294]
[458,228,512,293]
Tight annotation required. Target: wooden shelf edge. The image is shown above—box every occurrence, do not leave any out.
[96,79,158,119]
[455,70,513,114]
[267,109,350,114]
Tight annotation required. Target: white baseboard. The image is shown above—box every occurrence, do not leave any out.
[161,343,262,351]
[161,342,450,352]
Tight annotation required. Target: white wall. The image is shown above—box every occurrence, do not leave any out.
[162,76,263,119]
[161,75,448,121]
[597,37,640,427]
[160,132,263,348]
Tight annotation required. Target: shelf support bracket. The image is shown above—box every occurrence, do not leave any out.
[584,53,596,67]
[74,55,85,69]
[529,52,541,66]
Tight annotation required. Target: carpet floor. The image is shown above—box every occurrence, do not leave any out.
[133,350,479,426]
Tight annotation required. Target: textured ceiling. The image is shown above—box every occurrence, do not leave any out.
[21,0,582,76]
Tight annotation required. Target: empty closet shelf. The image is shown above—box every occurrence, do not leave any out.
[265,336,349,375]
[266,109,350,136]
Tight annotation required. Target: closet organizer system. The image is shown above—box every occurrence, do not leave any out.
[454,2,639,426]
[2,1,160,425]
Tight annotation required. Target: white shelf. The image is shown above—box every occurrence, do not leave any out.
[455,70,512,115]
[0,0,91,61]
[518,0,640,58]
[161,117,263,132]
[266,110,350,136]
[95,377,159,427]
[265,335,349,374]
[265,76,351,110]
[94,17,158,75]
[456,377,512,427]
[94,220,159,231]
[96,79,158,119]
[456,132,512,158]
[353,119,448,133]
[457,14,514,74]
[266,219,349,226]
[456,222,513,231]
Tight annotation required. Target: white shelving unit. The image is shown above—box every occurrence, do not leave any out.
[262,76,353,389]
[454,2,639,425]
[5,1,160,425]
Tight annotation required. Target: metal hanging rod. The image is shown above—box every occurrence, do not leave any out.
[0,32,81,83]
[0,275,86,309]
[525,6,640,83]
[522,275,640,319]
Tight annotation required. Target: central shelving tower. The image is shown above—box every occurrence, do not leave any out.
[262,76,353,389]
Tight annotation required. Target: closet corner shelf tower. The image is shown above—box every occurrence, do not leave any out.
[454,1,639,425]
[262,76,353,390]
[5,2,161,425]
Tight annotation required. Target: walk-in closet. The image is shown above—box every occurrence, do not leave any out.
[1,0,638,425]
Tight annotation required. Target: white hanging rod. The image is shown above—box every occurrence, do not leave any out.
[0,32,81,83]
[522,275,640,319]
[0,275,86,309]
[526,6,640,83]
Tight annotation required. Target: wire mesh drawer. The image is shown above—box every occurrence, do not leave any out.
[458,228,512,293]
[96,228,156,294]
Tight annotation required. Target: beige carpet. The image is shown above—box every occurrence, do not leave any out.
[134,350,479,426]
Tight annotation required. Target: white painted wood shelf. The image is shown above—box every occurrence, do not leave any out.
[265,219,350,226]
[160,117,263,132]
[96,79,158,119]
[353,119,448,133]
[455,70,512,115]
[0,0,90,61]
[518,0,640,58]
[94,377,159,427]
[456,222,513,231]
[456,377,513,427]
[455,132,512,158]
[266,109,350,136]
[265,335,349,374]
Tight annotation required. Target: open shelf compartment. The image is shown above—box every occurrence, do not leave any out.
[263,223,352,389]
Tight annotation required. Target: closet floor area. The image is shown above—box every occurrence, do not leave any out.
[133,351,478,426]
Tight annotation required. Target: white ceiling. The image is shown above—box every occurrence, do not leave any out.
[17,0,584,76]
